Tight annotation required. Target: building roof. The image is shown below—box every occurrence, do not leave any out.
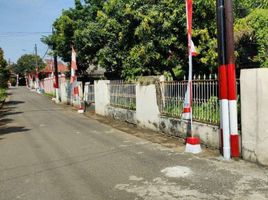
[41,59,69,73]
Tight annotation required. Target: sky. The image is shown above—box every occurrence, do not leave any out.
[0,0,75,63]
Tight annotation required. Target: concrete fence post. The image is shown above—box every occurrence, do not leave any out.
[241,68,268,166]
[95,80,110,116]
[136,84,160,131]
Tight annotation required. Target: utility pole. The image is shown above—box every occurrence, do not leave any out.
[225,0,240,158]
[216,0,231,160]
[52,28,60,103]
[35,44,40,91]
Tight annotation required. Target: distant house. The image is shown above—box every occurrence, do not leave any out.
[86,64,106,80]
[41,59,69,78]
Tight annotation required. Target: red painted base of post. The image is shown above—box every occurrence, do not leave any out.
[185,137,202,154]
[230,134,240,157]
[186,137,200,145]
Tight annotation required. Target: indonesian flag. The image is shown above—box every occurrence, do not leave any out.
[70,46,77,84]
[70,46,79,96]
[186,0,193,39]
[182,82,191,120]
[191,40,198,56]
[183,0,194,120]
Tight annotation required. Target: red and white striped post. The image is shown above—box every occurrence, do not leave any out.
[53,52,60,103]
[217,0,231,159]
[225,0,240,157]
[71,46,84,113]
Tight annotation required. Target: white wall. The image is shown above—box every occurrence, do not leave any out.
[94,80,110,116]
[92,81,220,149]
[241,68,268,166]
[136,84,160,131]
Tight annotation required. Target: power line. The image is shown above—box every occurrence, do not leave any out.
[0,31,51,34]
[41,47,50,60]
[0,32,52,38]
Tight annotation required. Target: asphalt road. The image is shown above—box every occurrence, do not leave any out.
[0,87,268,200]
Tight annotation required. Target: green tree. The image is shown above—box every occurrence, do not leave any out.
[15,54,45,75]
[0,48,10,88]
[43,0,267,80]
[235,9,268,69]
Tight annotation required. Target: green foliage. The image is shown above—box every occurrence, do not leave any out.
[192,96,220,124]
[44,92,56,98]
[0,88,7,102]
[0,48,10,88]
[235,9,268,68]
[163,96,220,124]
[110,96,136,110]
[15,54,45,74]
[43,0,267,80]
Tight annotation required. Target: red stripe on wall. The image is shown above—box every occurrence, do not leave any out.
[227,63,237,100]
[218,65,228,100]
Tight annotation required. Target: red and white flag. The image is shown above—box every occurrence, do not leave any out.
[182,82,191,120]
[183,0,194,120]
[70,46,77,84]
[191,40,198,56]
[70,46,79,98]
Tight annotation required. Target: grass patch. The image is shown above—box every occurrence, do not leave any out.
[44,92,56,98]
[0,88,7,102]
[162,96,220,125]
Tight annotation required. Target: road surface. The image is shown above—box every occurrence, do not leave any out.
[0,87,267,200]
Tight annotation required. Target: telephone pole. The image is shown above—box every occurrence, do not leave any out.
[216,0,231,160]
[225,0,240,158]
[52,28,60,103]
[35,44,40,91]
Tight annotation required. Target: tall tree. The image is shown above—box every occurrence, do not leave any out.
[43,0,267,80]
[15,54,45,75]
[0,48,10,88]
[235,9,268,69]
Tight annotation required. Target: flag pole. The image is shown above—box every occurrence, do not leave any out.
[186,0,193,136]
[71,45,84,113]
[184,0,201,154]
[188,36,193,138]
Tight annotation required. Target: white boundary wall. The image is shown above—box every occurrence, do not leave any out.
[94,80,220,149]
[241,69,268,166]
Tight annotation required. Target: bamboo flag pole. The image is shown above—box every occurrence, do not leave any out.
[184,0,202,154]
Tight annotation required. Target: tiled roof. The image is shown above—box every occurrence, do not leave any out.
[41,59,69,73]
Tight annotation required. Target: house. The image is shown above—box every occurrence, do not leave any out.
[41,59,69,78]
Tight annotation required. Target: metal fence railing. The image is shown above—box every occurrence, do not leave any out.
[84,82,95,104]
[109,81,136,110]
[159,74,220,125]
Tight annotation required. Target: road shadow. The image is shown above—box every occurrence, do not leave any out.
[0,89,30,137]
[0,98,24,118]
[0,118,13,126]
[0,126,30,136]
[5,101,25,106]
[0,111,23,118]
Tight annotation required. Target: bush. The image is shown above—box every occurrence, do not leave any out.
[162,96,220,124]
[0,88,7,102]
